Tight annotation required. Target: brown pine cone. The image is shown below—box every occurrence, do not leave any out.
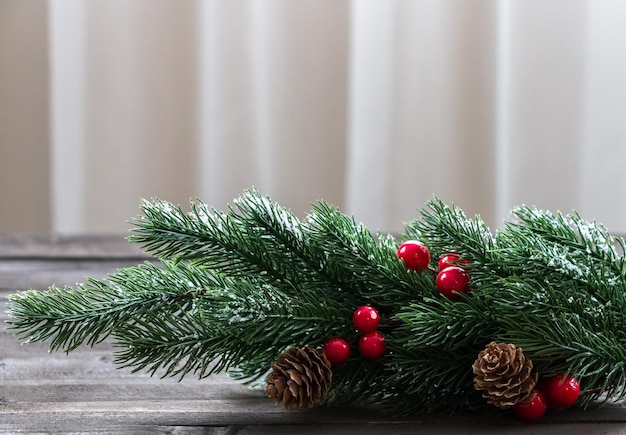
[472,341,538,408]
[266,347,332,411]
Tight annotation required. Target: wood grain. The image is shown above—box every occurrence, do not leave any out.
[2,234,626,433]
[0,234,150,259]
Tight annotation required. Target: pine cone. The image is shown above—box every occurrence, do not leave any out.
[472,341,537,408]
[266,347,332,411]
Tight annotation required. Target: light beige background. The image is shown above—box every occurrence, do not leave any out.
[2,1,626,234]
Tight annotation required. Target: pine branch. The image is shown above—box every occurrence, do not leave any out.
[7,261,206,352]
[114,277,352,382]
[305,200,433,306]
[500,206,626,289]
[405,197,496,263]
[129,190,349,302]
[129,193,306,287]
[382,348,482,415]
[8,188,626,416]
[513,207,625,269]
[8,259,352,383]
[394,295,497,352]
[322,358,388,408]
[130,189,433,308]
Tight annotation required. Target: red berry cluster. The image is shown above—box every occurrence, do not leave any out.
[397,241,471,300]
[435,253,470,300]
[353,306,386,360]
[514,374,581,421]
[322,306,386,365]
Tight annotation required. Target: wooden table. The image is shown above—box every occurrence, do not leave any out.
[2,234,626,434]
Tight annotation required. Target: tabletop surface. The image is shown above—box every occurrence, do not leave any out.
[2,234,626,434]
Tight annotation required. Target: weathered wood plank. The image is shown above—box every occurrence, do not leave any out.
[0,259,155,292]
[3,399,626,434]
[4,423,626,435]
[0,233,149,259]
[227,423,626,435]
[0,425,225,435]
[0,233,154,293]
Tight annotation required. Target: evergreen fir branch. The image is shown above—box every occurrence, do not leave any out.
[7,261,215,353]
[113,279,351,382]
[9,258,353,383]
[129,194,305,288]
[8,280,120,352]
[113,309,215,378]
[322,358,388,408]
[496,208,626,311]
[131,189,433,308]
[381,297,499,414]
[382,348,482,415]
[393,295,497,352]
[9,188,626,416]
[513,206,623,265]
[130,190,360,304]
[405,197,495,262]
[507,206,626,280]
[306,200,433,306]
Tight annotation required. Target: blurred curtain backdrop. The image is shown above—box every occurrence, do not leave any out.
[2,0,626,234]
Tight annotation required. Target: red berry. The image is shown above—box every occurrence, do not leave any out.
[438,253,470,271]
[358,331,386,360]
[397,241,430,272]
[514,390,548,421]
[353,305,380,333]
[436,266,470,300]
[322,337,351,365]
[542,374,581,409]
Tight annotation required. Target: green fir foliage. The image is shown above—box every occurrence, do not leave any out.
[7,188,626,414]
